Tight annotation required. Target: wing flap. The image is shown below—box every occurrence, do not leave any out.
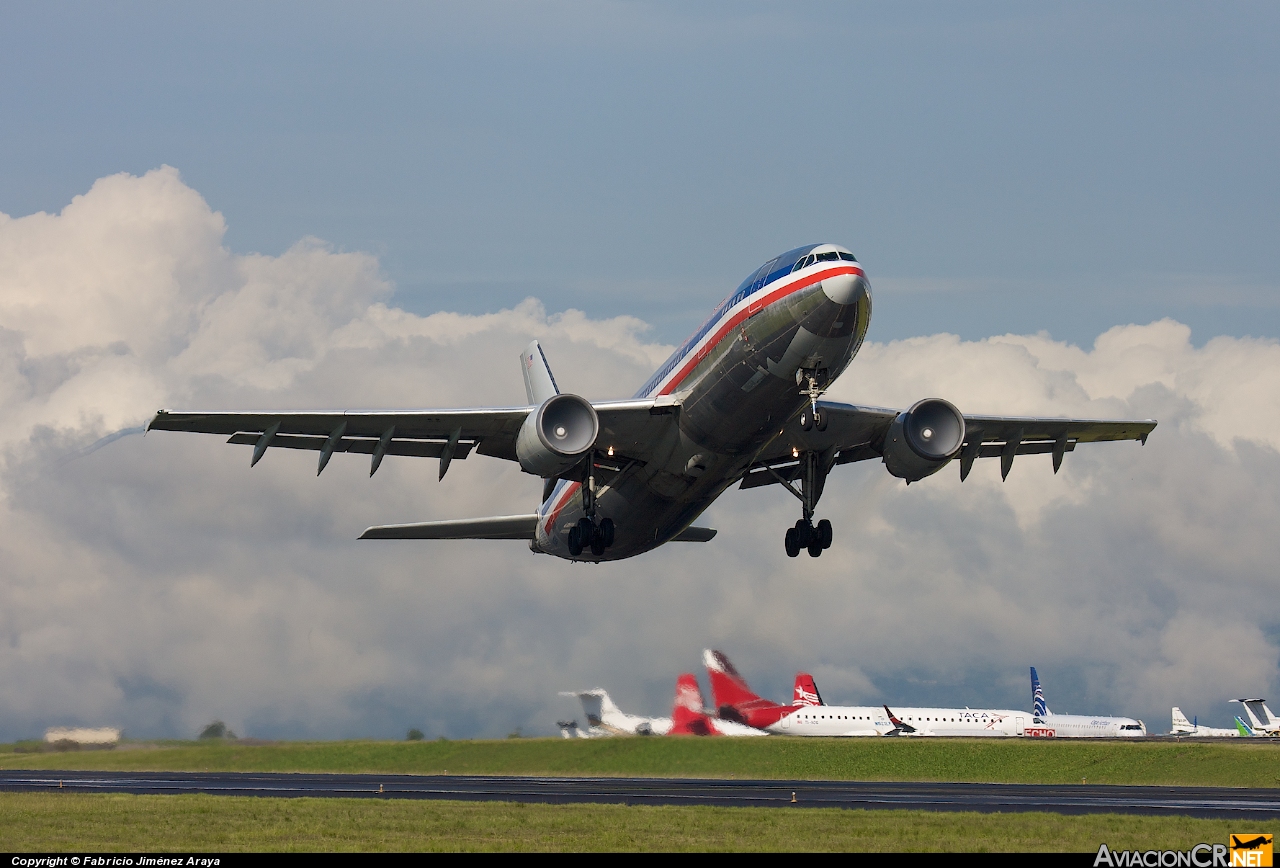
[359,514,539,540]
[226,432,476,460]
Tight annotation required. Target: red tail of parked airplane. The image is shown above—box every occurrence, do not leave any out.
[703,649,823,729]
[669,673,718,736]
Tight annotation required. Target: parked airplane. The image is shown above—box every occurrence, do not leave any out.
[148,244,1156,562]
[1230,699,1280,737]
[704,649,1026,736]
[559,682,764,738]
[1027,667,1145,738]
[1169,707,1238,737]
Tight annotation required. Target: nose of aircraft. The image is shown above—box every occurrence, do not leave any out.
[821,271,869,306]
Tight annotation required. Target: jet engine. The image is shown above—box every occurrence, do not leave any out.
[882,398,966,482]
[515,393,600,477]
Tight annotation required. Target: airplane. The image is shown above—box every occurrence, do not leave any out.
[558,688,671,736]
[1230,699,1280,737]
[704,649,1026,736]
[147,243,1157,562]
[1169,707,1238,737]
[1027,667,1145,738]
[559,682,765,738]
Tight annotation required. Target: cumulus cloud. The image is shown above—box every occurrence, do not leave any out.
[0,167,1276,739]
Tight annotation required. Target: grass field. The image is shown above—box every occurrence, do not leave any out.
[0,792,1251,852]
[2,737,1279,787]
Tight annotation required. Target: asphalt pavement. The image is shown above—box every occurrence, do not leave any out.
[2,771,1278,818]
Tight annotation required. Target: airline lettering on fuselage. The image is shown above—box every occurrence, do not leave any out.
[1025,727,1056,738]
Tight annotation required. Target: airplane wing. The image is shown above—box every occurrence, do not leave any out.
[147,397,675,477]
[739,400,1156,490]
[359,514,539,540]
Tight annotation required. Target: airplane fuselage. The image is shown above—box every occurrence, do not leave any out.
[535,245,871,561]
[772,705,1027,737]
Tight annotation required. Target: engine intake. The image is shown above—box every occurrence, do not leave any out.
[516,393,599,477]
[883,398,965,482]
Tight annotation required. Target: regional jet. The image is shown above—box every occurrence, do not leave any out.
[703,649,1026,737]
[148,244,1156,561]
[1027,667,1145,738]
[1169,707,1238,737]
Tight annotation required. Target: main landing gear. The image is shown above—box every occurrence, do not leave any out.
[566,451,616,558]
[786,518,832,558]
[568,516,615,558]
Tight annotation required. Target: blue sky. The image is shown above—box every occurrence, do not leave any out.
[0,3,1278,739]
[4,2,1277,345]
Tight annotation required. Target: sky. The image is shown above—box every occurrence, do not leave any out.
[0,2,1278,738]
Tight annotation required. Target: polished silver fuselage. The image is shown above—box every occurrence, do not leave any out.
[535,251,871,560]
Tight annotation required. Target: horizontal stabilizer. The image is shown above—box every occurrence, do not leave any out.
[360,514,539,540]
[671,526,717,542]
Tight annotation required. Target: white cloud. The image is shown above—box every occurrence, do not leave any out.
[0,168,1276,739]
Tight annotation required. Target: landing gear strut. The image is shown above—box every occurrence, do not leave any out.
[566,452,616,558]
[771,447,835,558]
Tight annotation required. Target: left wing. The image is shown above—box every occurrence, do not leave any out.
[739,400,1156,490]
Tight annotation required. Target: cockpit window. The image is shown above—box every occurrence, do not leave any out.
[816,251,840,262]
[838,252,858,262]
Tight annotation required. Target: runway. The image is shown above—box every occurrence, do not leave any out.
[2,771,1278,818]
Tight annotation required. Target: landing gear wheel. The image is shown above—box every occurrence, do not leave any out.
[784,527,801,558]
[817,519,833,549]
[800,411,813,432]
[600,517,615,548]
[567,527,583,557]
[794,518,814,548]
[814,408,827,432]
[590,526,606,557]
[807,539,823,558]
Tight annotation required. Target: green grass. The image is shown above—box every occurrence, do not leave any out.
[0,793,1248,852]
[2,737,1279,787]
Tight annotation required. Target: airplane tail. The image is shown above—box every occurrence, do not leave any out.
[793,673,823,707]
[1235,716,1256,737]
[1231,699,1274,731]
[559,689,621,728]
[1031,667,1049,717]
[1171,707,1194,732]
[703,649,765,711]
[669,673,717,736]
[521,340,560,405]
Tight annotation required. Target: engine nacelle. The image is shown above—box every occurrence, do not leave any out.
[516,393,600,477]
[882,398,966,482]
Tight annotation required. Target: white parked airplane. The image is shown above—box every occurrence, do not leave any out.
[1230,699,1280,737]
[559,688,671,737]
[1169,707,1238,737]
[1028,667,1145,738]
[148,244,1156,562]
[558,684,764,738]
[704,649,1027,737]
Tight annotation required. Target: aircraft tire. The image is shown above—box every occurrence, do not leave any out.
[807,540,823,558]
[817,519,833,549]
[800,411,813,431]
[600,517,615,548]
[567,527,583,557]
[784,528,801,557]
[794,518,813,548]
[590,533,606,557]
